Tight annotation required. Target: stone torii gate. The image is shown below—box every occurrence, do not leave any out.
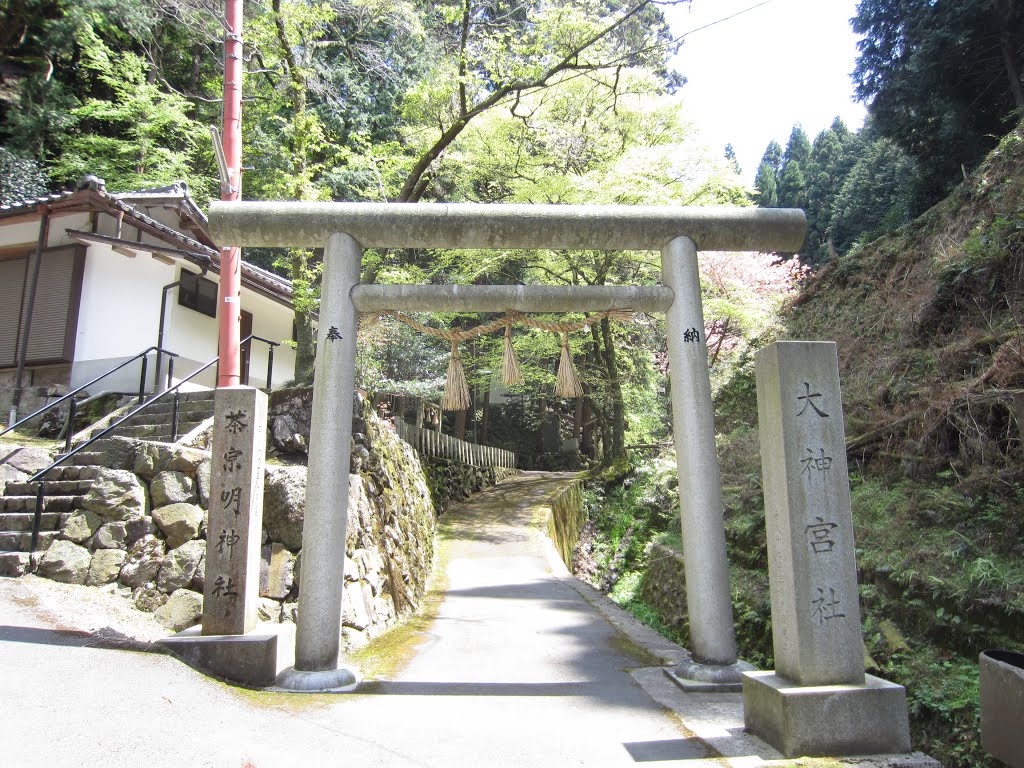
[209,202,806,691]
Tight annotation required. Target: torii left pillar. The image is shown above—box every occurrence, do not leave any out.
[276,233,362,691]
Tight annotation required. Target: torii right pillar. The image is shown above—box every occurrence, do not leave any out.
[661,235,752,690]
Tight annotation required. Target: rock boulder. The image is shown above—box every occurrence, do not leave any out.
[262,465,307,551]
[37,540,91,584]
[157,540,206,593]
[120,534,167,588]
[155,589,203,631]
[80,468,148,521]
[152,503,204,549]
[150,471,197,507]
[87,549,127,586]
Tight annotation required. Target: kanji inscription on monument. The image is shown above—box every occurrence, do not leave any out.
[202,386,268,636]
[754,341,863,686]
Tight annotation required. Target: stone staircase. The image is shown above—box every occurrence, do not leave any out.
[0,465,98,577]
[0,390,215,577]
[85,390,215,444]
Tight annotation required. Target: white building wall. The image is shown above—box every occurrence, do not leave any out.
[162,266,297,390]
[243,288,297,389]
[49,213,91,247]
[1,220,43,249]
[71,244,178,392]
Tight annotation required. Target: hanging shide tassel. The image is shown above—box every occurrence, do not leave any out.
[442,339,471,411]
[554,334,584,398]
[500,322,523,386]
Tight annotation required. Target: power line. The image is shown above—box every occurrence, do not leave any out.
[672,0,779,42]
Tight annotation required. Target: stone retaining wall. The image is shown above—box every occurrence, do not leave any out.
[640,542,689,635]
[32,396,438,651]
[424,458,517,513]
[540,480,585,569]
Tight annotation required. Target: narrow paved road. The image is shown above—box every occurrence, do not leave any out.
[0,472,727,768]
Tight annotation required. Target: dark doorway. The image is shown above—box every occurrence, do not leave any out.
[240,309,253,385]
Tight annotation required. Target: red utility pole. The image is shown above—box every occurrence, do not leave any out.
[216,0,243,387]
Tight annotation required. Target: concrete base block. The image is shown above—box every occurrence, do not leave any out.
[666,655,758,693]
[274,665,360,693]
[743,671,911,758]
[157,622,294,688]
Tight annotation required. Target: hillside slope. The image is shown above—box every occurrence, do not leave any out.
[716,123,1024,766]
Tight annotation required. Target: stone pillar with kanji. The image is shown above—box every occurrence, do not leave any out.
[202,386,267,635]
[742,341,910,757]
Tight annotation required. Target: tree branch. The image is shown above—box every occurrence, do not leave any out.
[397,0,659,202]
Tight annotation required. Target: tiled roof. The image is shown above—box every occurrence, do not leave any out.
[0,189,76,213]
[1,175,293,303]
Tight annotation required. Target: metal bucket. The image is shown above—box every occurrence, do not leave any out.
[981,649,1024,767]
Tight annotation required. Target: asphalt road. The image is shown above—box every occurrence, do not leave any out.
[0,472,732,768]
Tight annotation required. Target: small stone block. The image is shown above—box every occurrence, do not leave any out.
[157,622,295,688]
[742,670,911,758]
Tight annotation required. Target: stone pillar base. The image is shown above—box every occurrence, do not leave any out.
[274,665,360,693]
[742,671,911,757]
[665,653,757,693]
[158,622,294,688]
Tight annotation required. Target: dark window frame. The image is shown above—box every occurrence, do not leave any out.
[178,271,218,318]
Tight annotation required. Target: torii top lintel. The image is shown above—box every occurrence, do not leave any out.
[209,202,806,253]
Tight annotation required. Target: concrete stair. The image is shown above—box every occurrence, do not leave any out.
[90,390,215,444]
[0,465,99,577]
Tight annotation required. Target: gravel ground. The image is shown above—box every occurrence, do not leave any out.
[0,574,170,649]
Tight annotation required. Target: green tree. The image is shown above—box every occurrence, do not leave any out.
[753,161,778,208]
[781,124,810,170]
[1,0,217,178]
[776,159,806,210]
[803,118,862,261]
[753,140,782,207]
[776,125,810,209]
[828,136,915,254]
[48,45,211,194]
[393,0,684,202]
[852,0,1024,208]
[724,142,741,175]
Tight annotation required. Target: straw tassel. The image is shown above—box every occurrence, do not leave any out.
[500,322,523,386]
[442,339,471,411]
[554,334,584,398]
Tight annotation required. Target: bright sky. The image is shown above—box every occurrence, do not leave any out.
[664,0,867,183]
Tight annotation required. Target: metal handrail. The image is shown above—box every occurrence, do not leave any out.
[1,345,179,438]
[23,335,280,569]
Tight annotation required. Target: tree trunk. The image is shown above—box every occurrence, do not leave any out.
[291,248,316,384]
[1000,31,1024,109]
[599,317,626,460]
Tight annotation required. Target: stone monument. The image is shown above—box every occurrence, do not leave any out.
[202,386,267,634]
[159,386,294,687]
[743,341,911,756]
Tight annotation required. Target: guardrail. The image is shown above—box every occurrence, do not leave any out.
[392,419,515,469]
[20,334,281,572]
[1,345,179,447]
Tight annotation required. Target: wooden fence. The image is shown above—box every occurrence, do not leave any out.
[392,419,516,469]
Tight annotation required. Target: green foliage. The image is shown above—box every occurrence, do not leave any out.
[828,136,915,254]
[583,456,678,577]
[753,161,778,208]
[852,0,1024,209]
[755,117,917,261]
[49,46,213,196]
[0,147,49,203]
[607,569,687,647]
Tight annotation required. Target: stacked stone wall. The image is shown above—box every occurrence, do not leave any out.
[545,481,584,568]
[640,542,689,635]
[423,458,517,513]
[31,397,437,651]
